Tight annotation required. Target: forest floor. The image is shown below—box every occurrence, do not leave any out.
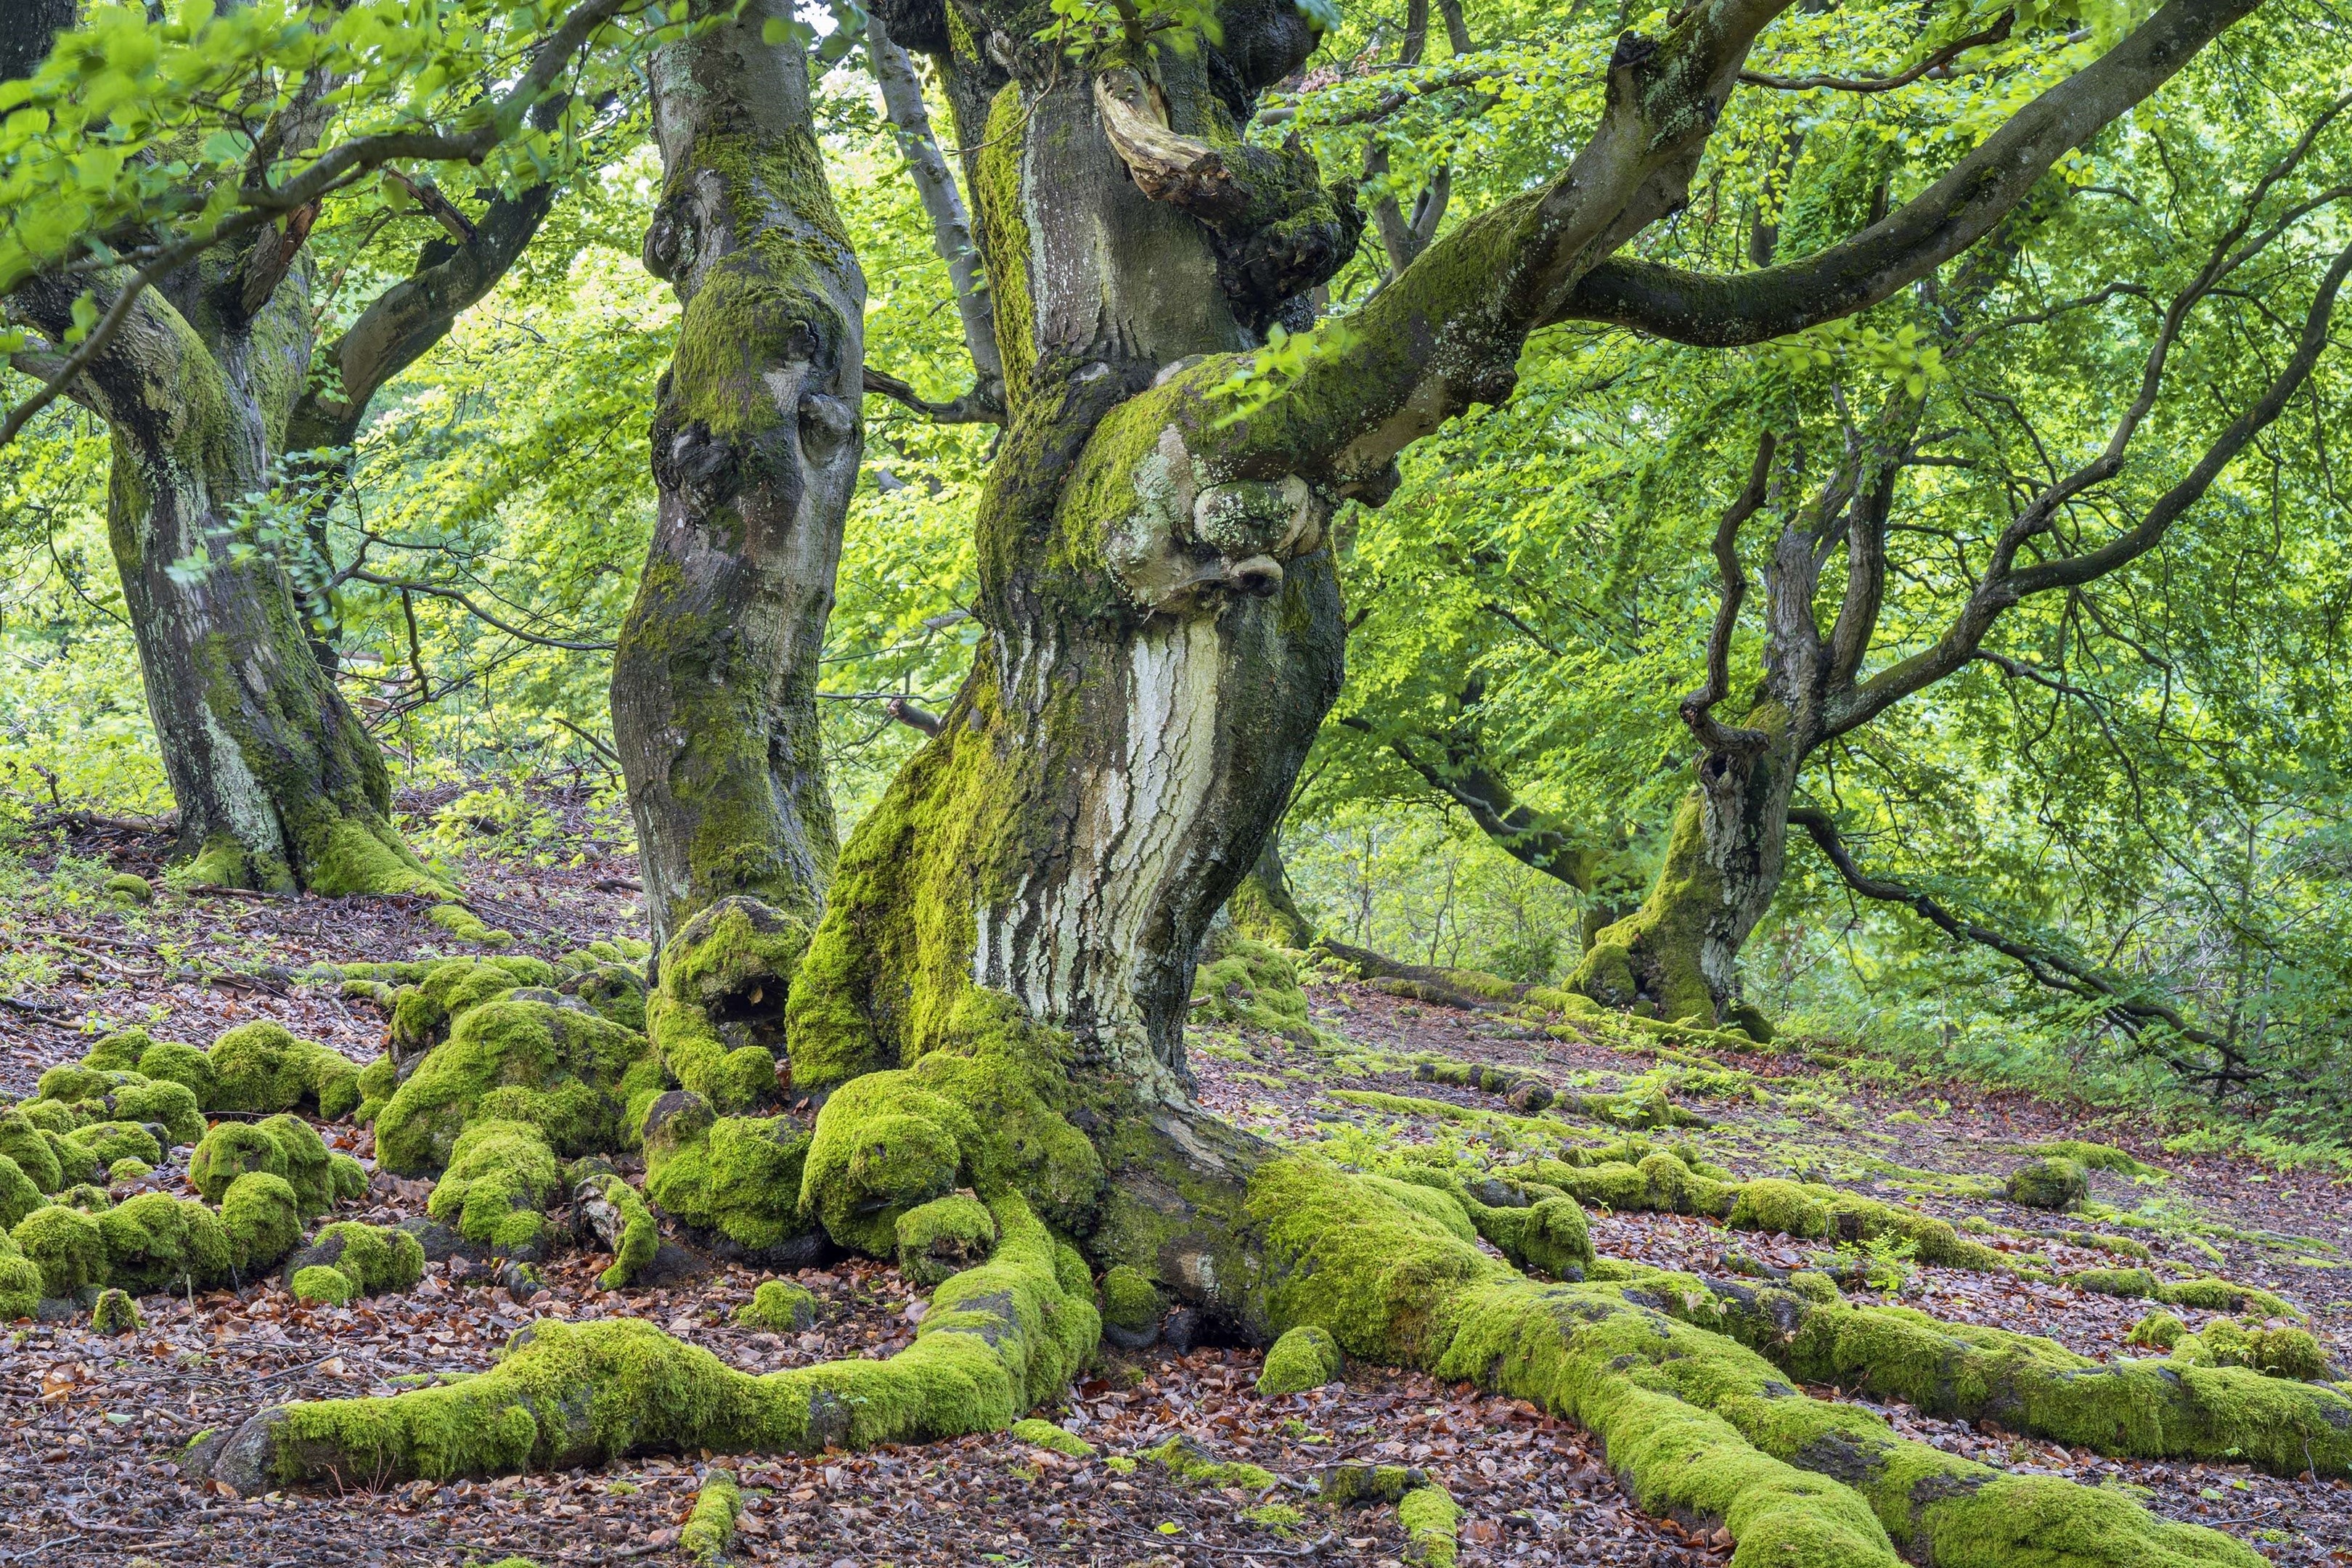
[2,785,2350,1567]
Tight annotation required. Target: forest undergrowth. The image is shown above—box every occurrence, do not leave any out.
[1,785,2348,1568]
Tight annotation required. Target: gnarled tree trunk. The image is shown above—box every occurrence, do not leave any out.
[611,0,867,950]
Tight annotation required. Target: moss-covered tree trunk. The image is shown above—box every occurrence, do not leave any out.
[12,258,440,896]
[611,0,867,950]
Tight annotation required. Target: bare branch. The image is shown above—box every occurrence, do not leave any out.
[1679,435,1776,755]
[345,568,617,652]
[863,364,1003,425]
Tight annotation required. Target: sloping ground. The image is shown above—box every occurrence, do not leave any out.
[1,803,2348,1567]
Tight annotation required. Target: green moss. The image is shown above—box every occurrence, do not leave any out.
[331,1151,368,1203]
[1191,928,1314,1042]
[681,1467,741,1564]
[293,1263,359,1305]
[222,1171,305,1273]
[1397,1484,1459,1568]
[2176,1319,2330,1381]
[354,1053,398,1125]
[733,1279,817,1331]
[426,903,513,946]
[2006,1156,2090,1210]
[2069,1267,2157,1299]
[1257,1323,1342,1395]
[190,1122,290,1202]
[2128,1310,2186,1350]
[63,1119,163,1171]
[0,1249,41,1318]
[82,1029,153,1072]
[648,897,810,1113]
[256,1113,335,1215]
[642,1097,819,1254]
[1010,1417,1095,1458]
[0,1155,43,1229]
[110,1077,204,1146]
[226,1193,1095,1487]
[23,1098,86,1134]
[92,1286,143,1332]
[99,1193,231,1291]
[14,1202,106,1297]
[2157,1277,2300,1320]
[428,1120,560,1254]
[136,1040,216,1104]
[1100,1263,1160,1332]
[208,1021,359,1118]
[106,872,154,904]
[799,1073,975,1255]
[895,1193,997,1288]
[1148,1434,1278,1491]
[0,1113,61,1193]
[58,1182,111,1212]
[36,1063,116,1103]
[589,1175,658,1290]
[290,1221,425,1297]
[1726,1177,1831,1238]
[375,996,651,1174]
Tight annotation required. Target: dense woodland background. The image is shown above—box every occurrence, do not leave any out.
[8,0,2349,1161]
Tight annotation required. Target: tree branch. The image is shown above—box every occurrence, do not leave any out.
[1680,434,1776,755]
[344,569,616,652]
[1553,0,2261,348]
[1739,12,2012,91]
[1789,805,2240,1074]
[863,364,1003,425]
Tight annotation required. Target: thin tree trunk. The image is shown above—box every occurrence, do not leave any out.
[612,0,867,950]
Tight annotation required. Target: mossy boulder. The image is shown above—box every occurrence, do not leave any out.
[0,1236,39,1320]
[563,963,650,1033]
[283,1221,426,1297]
[385,955,558,1062]
[800,1072,976,1256]
[2006,1156,2090,1210]
[2156,1277,2300,1319]
[0,1154,44,1230]
[331,1151,369,1203]
[92,1286,143,1332]
[135,1040,217,1103]
[1010,1418,1097,1458]
[108,1156,154,1183]
[375,996,654,1175]
[208,1021,361,1119]
[189,1122,290,1202]
[354,1053,399,1125]
[2070,1267,2157,1299]
[2180,1319,2331,1381]
[648,896,812,1112]
[14,1202,107,1297]
[57,1183,112,1212]
[256,1114,336,1215]
[20,1098,85,1135]
[82,1029,155,1072]
[35,1063,120,1104]
[99,1193,232,1292]
[642,1095,820,1257]
[64,1119,164,1170]
[291,1264,359,1305]
[0,1111,65,1192]
[109,1077,205,1146]
[1727,1177,1832,1238]
[1099,1263,1161,1345]
[1191,926,1314,1044]
[222,1171,305,1273]
[1257,1323,1342,1394]
[428,1119,560,1255]
[2127,1310,2186,1351]
[733,1278,818,1331]
[894,1193,997,1287]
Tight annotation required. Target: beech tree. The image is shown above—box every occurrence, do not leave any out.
[17,2,2352,1563]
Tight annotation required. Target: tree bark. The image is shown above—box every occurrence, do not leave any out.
[611,0,868,950]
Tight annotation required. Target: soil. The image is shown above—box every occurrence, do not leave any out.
[2,797,2348,1567]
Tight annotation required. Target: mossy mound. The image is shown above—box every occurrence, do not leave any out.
[2156,1277,2300,1320]
[223,1171,306,1273]
[15,1201,107,1297]
[100,1193,232,1291]
[579,1172,658,1289]
[2022,1140,2164,1179]
[0,1239,40,1320]
[189,1122,291,1203]
[734,1278,817,1331]
[2128,1310,2186,1350]
[648,897,813,1114]
[256,1113,338,1215]
[799,1073,977,1256]
[209,1021,362,1119]
[1398,1483,1460,1567]
[283,1221,426,1298]
[1257,1323,1342,1394]
[1191,927,1313,1044]
[2068,1267,2157,1299]
[895,1194,997,1288]
[2178,1319,2331,1381]
[0,1154,43,1229]
[64,1119,164,1171]
[1010,1417,1095,1458]
[1099,1263,1160,1338]
[641,1095,820,1257]
[292,1264,359,1305]
[2006,1156,2090,1210]
[428,1119,560,1254]
[375,996,655,1175]
[92,1286,143,1332]
[0,1111,65,1192]
[384,955,558,1061]
[81,1029,156,1072]
[136,1040,217,1103]
[108,1078,205,1146]
[681,1467,741,1564]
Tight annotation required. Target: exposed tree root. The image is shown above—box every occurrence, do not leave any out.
[199,1193,1094,1491]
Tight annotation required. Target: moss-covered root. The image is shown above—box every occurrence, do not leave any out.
[1397,1484,1459,1568]
[1695,1282,2352,1478]
[681,1467,742,1564]
[201,1192,1097,1493]
[1246,1157,2263,1568]
[648,897,812,1113]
